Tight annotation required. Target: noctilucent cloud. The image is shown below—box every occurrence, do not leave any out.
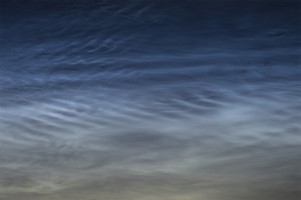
[0,0,300,200]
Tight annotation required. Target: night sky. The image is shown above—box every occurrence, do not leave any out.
[0,0,301,200]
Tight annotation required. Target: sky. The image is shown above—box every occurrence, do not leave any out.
[0,0,300,200]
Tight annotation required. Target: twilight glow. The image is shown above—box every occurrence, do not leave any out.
[0,0,300,200]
